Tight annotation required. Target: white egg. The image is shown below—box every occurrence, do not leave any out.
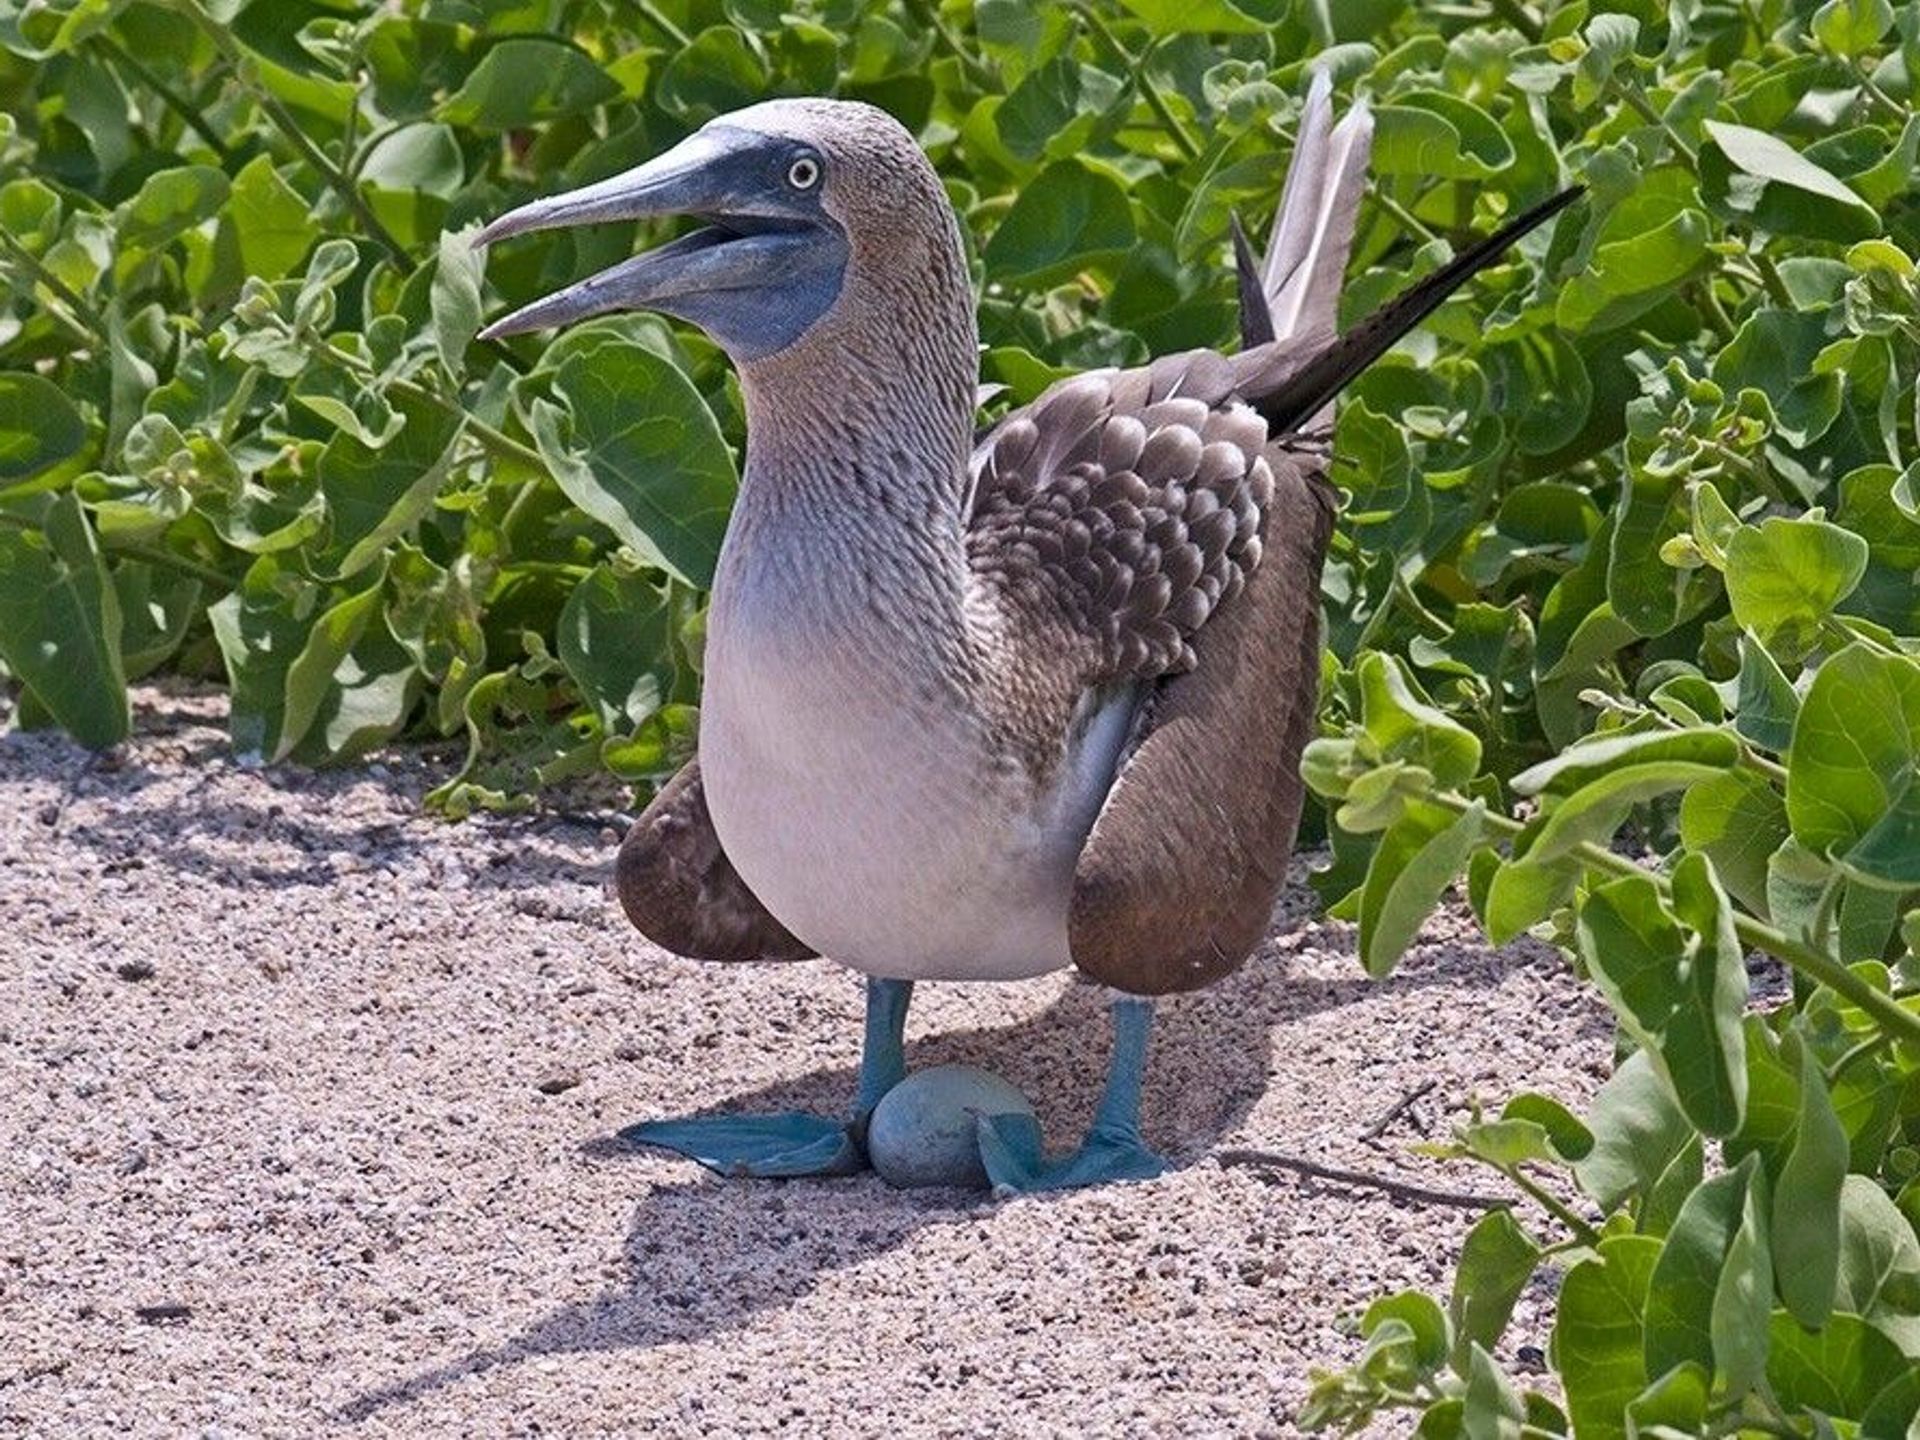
[867,1064,1036,1190]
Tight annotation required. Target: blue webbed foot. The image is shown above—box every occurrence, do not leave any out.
[623,1113,863,1178]
[976,1113,1167,1194]
[623,978,912,1182]
[975,993,1168,1195]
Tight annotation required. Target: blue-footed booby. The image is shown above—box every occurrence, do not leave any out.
[475,80,1577,1191]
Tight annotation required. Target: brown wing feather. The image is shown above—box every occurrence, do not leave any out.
[615,759,816,964]
[966,354,1274,692]
[1067,448,1335,994]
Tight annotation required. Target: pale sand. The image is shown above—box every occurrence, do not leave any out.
[2,685,1611,1437]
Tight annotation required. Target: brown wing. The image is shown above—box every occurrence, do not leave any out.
[1067,446,1334,994]
[963,348,1327,996]
[965,351,1274,690]
[614,758,816,964]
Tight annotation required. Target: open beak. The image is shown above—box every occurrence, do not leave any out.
[474,127,808,340]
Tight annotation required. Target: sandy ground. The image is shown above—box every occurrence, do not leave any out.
[1,685,1614,1438]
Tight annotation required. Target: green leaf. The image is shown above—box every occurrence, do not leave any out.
[1356,652,1483,789]
[1575,860,1748,1136]
[1768,1308,1911,1421]
[1813,0,1894,56]
[1511,727,1739,798]
[1116,0,1268,35]
[113,164,230,254]
[1835,1175,1920,1358]
[1527,761,1731,862]
[1576,1050,1695,1214]
[1502,1092,1595,1162]
[1553,1235,1664,1440]
[1373,92,1515,180]
[1356,800,1483,977]
[113,561,200,679]
[1773,1041,1850,1330]
[983,161,1137,286]
[0,493,128,747]
[432,225,485,381]
[1449,1209,1541,1369]
[1483,856,1574,946]
[1702,119,1880,241]
[995,58,1125,163]
[1460,1344,1526,1434]
[1556,209,1711,334]
[317,397,461,581]
[1732,632,1800,753]
[531,342,737,587]
[1726,518,1869,663]
[1362,1290,1451,1376]
[0,372,88,483]
[1712,310,1846,449]
[437,39,618,130]
[224,154,311,281]
[291,611,421,767]
[654,25,770,123]
[275,564,386,764]
[1643,1152,1772,1397]
[557,563,675,731]
[1787,644,1920,887]
[1678,768,1790,921]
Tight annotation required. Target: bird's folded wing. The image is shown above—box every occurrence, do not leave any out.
[615,758,817,963]
[1066,446,1333,994]
[963,348,1332,995]
[964,348,1277,690]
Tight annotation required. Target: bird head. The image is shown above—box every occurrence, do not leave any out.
[474,98,952,362]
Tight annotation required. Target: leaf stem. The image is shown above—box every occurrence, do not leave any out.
[897,0,997,93]
[1076,6,1201,163]
[1433,793,1920,1048]
[0,229,109,342]
[1500,1164,1603,1246]
[634,0,691,48]
[173,0,411,267]
[1374,187,1441,245]
[1612,77,1698,163]
[1751,250,1794,308]
[0,511,233,590]
[392,377,547,473]
[1826,1031,1891,1083]
[94,34,234,162]
[283,322,545,472]
[1486,0,1544,41]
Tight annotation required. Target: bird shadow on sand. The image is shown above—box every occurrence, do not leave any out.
[338,925,1555,1424]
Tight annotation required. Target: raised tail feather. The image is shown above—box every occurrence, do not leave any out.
[1233,70,1373,358]
[1233,71,1580,435]
[1251,185,1583,434]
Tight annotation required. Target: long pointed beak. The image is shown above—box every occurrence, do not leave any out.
[473,129,741,250]
[470,122,844,355]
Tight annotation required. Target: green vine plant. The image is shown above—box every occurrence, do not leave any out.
[5,0,1920,1431]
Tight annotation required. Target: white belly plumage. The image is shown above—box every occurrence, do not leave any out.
[698,612,1133,982]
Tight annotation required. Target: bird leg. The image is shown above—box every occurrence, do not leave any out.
[975,995,1167,1194]
[622,977,913,1179]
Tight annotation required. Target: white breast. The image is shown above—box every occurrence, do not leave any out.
[698,566,1133,983]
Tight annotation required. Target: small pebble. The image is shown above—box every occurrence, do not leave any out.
[116,959,156,982]
[535,1072,581,1095]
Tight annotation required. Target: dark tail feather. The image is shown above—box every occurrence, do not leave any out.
[1249,186,1584,433]
[1230,212,1277,350]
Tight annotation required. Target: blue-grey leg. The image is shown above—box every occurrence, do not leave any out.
[624,977,913,1179]
[975,995,1167,1194]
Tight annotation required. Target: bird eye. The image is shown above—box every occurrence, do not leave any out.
[787,157,821,191]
